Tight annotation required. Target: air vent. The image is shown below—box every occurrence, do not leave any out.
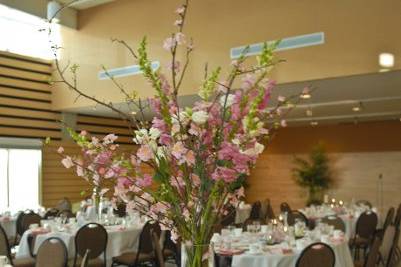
[231,32,325,59]
[98,61,160,80]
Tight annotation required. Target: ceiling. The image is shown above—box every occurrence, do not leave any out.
[58,0,116,10]
[70,70,401,127]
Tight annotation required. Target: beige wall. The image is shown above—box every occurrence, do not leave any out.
[247,121,401,214]
[53,0,401,110]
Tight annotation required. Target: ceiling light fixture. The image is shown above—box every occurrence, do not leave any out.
[379,53,395,68]
[310,121,318,126]
[352,102,363,112]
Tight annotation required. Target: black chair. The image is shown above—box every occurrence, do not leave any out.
[249,201,262,220]
[0,224,35,267]
[35,237,68,267]
[378,224,396,267]
[73,223,108,267]
[321,215,346,232]
[355,234,382,267]
[21,213,42,234]
[350,211,378,260]
[264,199,275,221]
[280,202,291,213]
[162,230,180,265]
[151,229,165,267]
[112,222,160,267]
[295,242,335,267]
[43,208,59,220]
[287,211,309,227]
[14,210,35,246]
[113,202,127,218]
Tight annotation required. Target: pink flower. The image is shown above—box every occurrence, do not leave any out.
[175,5,186,15]
[167,60,181,73]
[76,166,84,177]
[136,174,153,187]
[137,145,153,162]
[61,156,74,168]
[163,37,176,51]
[94,151,112,165]
[159,134,172,146]
[80,130,87,136]
[152,117,167,132]
[191,174,201,187]
[212,167,237,183]
[184,150,196,165]
[57,146,64,154]
[241,74,256,90]
[171,142,187,160]
[103,133,118,144]
[174,19,183,26]
[175,32,186,45]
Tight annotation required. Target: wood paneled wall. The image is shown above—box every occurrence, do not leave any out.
[0,51,62,140]
[246,121,401,215]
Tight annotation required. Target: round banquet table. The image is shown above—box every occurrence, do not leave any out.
[230,239,354,267]
[16,224,143,267]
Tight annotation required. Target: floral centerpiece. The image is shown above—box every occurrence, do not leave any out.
[52,0,307,266]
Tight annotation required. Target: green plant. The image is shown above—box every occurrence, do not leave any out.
[292,143,332,206]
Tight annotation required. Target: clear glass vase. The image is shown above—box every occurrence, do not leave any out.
[181,242,214,267]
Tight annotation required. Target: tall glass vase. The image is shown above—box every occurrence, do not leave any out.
[91,187,101,221]
[181,243,214,267]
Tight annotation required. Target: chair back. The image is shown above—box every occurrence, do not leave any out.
[57,210,75,218]
[288,211,308,227]
[265,199,275,221]
[379,225,396,264]
[74,223,107,263]
[137,222,161,256]
[16,210,34,236]
[221,206,236,226]
[151,230,165,267]
[355,211,378,239]
[113,202,127,218]
[280,202,291,213]
[296,242,335,267]
[35,237,68,267]
[382,207,395,234]
[364,235,382,267]
[249,201,262,220]
[356,200,373,208]
[21,213,42,233]
[43,208,59,219]
[321,216,346,232]
[0,224,13,264]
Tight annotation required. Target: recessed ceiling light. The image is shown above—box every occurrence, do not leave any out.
[306,108,313,117]
[352,102,363,112]
[379,53,394,68]
[310,121,318,126]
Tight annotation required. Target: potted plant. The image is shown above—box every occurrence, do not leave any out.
[292,143,333,206]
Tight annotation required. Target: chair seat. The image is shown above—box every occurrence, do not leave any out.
[70,257,104,267]
[163,249,175,258]
[112,252,154,265]
[13,257,35,267]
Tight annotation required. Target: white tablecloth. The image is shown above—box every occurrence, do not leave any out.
[16,224,143,266]
[0,217,16,239]
[231,239,354,267]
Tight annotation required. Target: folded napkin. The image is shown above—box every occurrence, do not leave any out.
[31,228,51,236]
[216,248,245,256]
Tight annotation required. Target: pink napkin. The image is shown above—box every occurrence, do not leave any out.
[31,228,51,236]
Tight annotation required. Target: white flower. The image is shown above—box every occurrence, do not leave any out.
[219,94,235,108]
[241,142,265,156]
[191,111,209,125]
[149,127,161,140]
[133,129,149,144]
